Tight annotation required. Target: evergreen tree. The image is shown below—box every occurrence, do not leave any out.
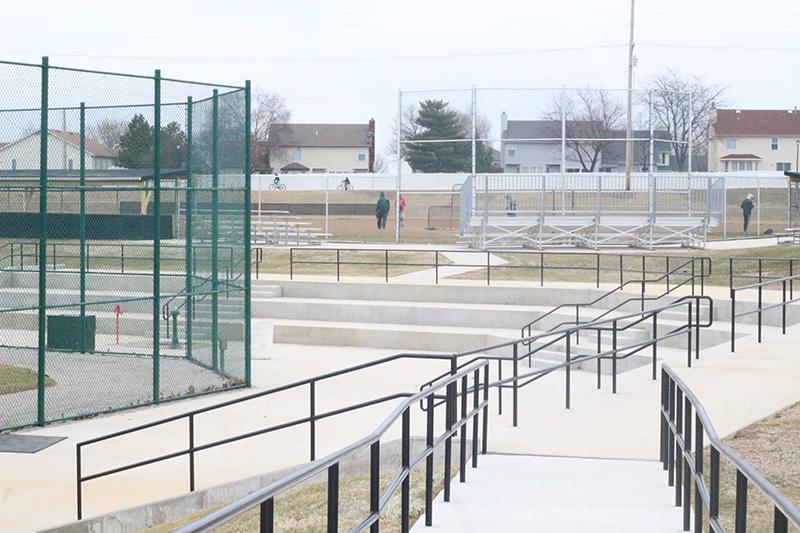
[159,121,187,169]
[117,114,153,169]
[405,100,471,173]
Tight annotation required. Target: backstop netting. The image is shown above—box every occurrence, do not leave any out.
[0,58,252,430]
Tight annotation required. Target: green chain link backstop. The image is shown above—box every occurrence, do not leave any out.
[0,57,252,430]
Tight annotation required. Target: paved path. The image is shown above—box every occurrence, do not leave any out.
[411,454,683,532]
[391,250,508,283]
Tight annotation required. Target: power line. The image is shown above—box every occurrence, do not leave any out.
[0,44,627,65]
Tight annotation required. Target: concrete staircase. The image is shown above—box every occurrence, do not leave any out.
[252,280,731,373]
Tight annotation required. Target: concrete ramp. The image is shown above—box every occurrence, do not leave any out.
[412,454,682,532]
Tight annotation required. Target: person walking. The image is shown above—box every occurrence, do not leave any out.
[376,192,390,229]
[741,193,755,234]
[399,194,407,227]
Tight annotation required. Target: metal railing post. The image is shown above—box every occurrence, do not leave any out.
[289,248,293,279]
[687,302,693,368]
[731,288,736,352]
[565,332,571,409]
[612,320,618,394]
[482,363,489,454]
[660,370,667,469]
[309,381,316,461]
[683,398,692,531]
[259,498,274,533]
[783,279,787,335]
[735,470,748,533]
[189,414,195,492]
[710,447,720,527]
[327,462,339,533]
[512,343,518,425]
[435,251,439,284]
[400,409,410,533]
[210,88,220,373]
[652,313,658,381]
[668,379,675,487]
[369,441,379,533]
[694,415,704,532]
[79,103,87,355]
[424,395,434,526]
[385,249,389,283]
[336,249,340,281]
[459,374,467,483]
[244,81,253,387]
[472,368,479,468]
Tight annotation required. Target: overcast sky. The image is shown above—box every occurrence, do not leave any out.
[2,0,799,153]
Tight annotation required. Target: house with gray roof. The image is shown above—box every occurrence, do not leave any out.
[500,112,676,173]
[265,120,375,174]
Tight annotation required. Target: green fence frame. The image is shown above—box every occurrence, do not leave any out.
[0,56,252,430]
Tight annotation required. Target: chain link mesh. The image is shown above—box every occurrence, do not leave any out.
[0,59,250,430]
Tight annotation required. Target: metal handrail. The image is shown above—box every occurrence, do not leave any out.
[289,247,710,288]
[660,365,800,531]
[729,272,800,351]
[77,295,712,521]
[521,256,709,339]
[176,359,490,533]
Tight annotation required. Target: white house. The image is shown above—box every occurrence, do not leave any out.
[265,121,375,174]
[708,109,800,172]
[0,129,117,171]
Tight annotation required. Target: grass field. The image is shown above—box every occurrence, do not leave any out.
[709,401,800,531]
[0,363,54,395]
[143,464,456,533]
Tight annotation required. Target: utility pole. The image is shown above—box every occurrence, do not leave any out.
[624,0,636,190]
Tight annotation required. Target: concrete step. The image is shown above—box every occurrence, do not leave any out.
[252,297,651,332]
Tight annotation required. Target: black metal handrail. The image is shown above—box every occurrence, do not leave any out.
[77,295,712,522]
[176,359,490,533]
[730,273,800,352]
[729,256,798,296]
[423,295,713,418]
[660,365,800,532]
[520,256,710,340]
[76,352,455,519]
[289,247,710,287]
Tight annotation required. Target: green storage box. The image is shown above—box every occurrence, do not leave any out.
[47,315,96,352]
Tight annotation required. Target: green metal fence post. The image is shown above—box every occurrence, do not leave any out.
[211,89,219,372]
[79,103,86,354]
[185,96,193,362]
[37,56,49,426]
[152,69,162,403]
[244,81,252,387]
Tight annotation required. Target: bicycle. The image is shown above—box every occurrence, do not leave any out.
[337,181,353,191]
[268,182,286,191]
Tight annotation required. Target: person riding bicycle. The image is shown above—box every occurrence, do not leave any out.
[273,173,281,187]
[341,176,352,190]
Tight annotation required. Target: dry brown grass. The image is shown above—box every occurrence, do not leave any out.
[705,402,800,532]
[142,464,457,533]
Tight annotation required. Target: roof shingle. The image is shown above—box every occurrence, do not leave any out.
[713,109,800,136]
[269,123,371,148]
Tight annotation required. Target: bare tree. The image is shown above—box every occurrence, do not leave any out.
[641,70,727,171]
[251,91,290,170]
[373,154,389,173]
[385,103,423,160]
[544,88,625,172]
[89,119,127,148]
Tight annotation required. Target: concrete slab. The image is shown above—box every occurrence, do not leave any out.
[411,454,683,533]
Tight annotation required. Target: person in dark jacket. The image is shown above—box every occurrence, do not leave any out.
[376,192,390,229]
[741,193,755,233]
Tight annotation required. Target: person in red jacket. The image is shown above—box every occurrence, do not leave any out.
[399,194,407,227]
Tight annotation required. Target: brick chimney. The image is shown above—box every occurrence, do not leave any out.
[367,118,376,172]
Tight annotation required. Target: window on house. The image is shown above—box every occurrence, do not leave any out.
[599,167,614,173]
[566,168,580,173]
[291,148,302,161]
[771,137,779,150]
[725,139,737,150]
[725,160,758,172]
[777,162,792,171]
[357,150,366,162]
[659,152,670,166]
[508,148,516,157]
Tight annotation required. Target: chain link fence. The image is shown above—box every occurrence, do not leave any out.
[0,58,252,430]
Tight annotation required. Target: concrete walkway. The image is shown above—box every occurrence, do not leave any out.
[411,454,683,532]
[391,250,507,283]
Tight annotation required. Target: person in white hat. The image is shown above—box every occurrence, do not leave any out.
[741,193,755,233]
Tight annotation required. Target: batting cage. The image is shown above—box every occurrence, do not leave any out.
[0,57,252,430]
